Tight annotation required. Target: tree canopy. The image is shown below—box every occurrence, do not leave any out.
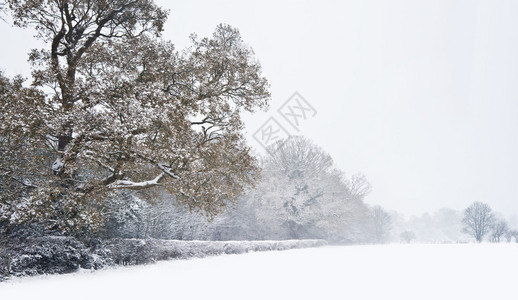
[252,136,371,242]
[0,0,270,233]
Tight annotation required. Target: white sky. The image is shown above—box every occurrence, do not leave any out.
[1,0,518,217]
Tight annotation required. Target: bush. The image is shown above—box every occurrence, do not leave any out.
[0,224,105,279]
[1,235,95,277]
[102,239,327,266]
[0,232,326,281]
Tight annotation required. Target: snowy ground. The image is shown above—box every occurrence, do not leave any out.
[1,243,517,300]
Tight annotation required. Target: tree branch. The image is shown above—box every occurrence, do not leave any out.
[108,172,165,190]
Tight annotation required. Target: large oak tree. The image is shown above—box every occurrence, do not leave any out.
[0,0,270,233]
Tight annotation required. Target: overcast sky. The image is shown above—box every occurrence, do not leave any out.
[1,0,518,218]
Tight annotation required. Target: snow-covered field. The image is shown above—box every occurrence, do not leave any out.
[1,243,517,300]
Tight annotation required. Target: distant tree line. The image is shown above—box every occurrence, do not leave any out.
[389,204,518,244]
[461,202,518,243]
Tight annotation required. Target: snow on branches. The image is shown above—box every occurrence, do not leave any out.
[0,1,270,232]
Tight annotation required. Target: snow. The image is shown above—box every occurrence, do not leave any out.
[1,243,517,300]
[110,172,164,189]
[51,157,63,173]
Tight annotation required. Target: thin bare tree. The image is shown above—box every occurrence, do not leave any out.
[490,219,508,243]
[371,205,392,243]
[462,202,495,243]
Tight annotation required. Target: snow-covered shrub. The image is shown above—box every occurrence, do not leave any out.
[102,239,326,266]
[0,223,107,280]
[4,236,93,277]
[1,233,325,281]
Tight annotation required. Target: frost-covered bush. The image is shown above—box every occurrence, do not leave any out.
[102,239,327,266]
[2,236,94,277]
[0,224,108,280]
[0,233,325,281]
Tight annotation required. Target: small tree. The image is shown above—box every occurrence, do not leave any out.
[461,202,495,243]
[371,205,392,243]
[504,229,518,243]
[400,230,416,243]
[490,219,508,243]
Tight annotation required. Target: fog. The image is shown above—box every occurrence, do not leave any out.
[3,2,518,295]
[159,0,518,217]
[3,0,517,217]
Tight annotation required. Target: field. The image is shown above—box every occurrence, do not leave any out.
[1,243,517,300]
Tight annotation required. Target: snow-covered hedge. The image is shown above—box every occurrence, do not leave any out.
[0,237,325,280]
[0,235,96,279]
[102,239,327,265]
